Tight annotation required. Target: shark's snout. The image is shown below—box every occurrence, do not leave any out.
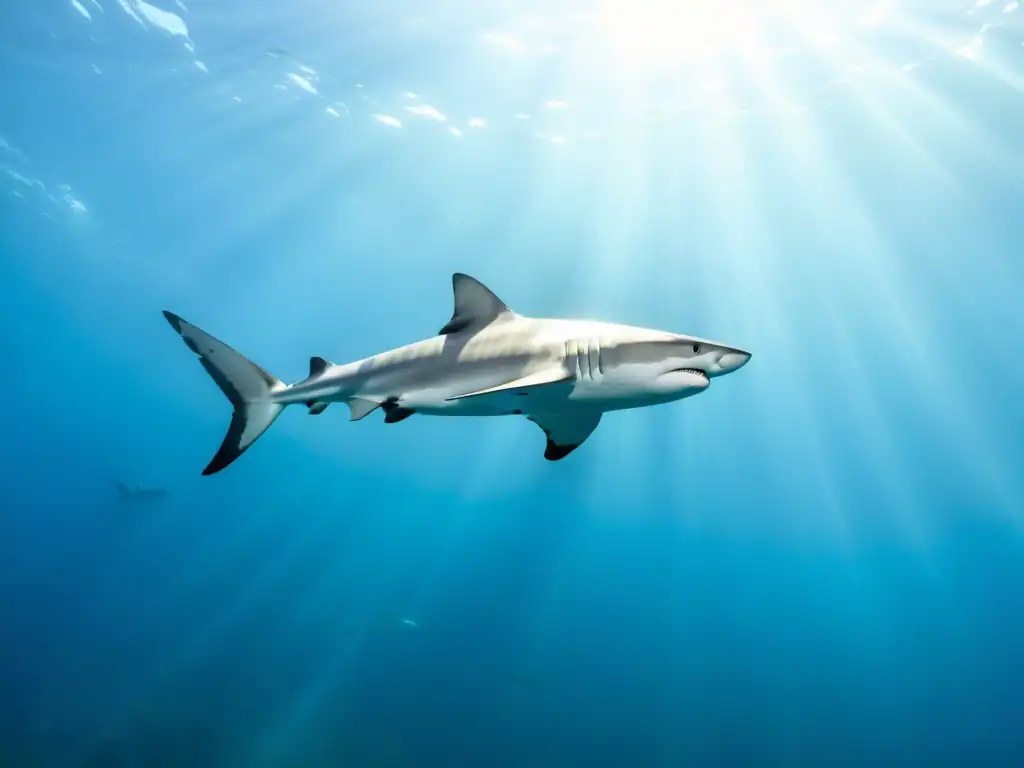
[712,350,751,376]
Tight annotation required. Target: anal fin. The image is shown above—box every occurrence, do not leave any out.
[446,367,571,402]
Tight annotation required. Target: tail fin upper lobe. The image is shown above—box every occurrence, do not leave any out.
[163,311,286,475]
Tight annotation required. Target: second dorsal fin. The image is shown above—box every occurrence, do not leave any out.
[438,273,516,335]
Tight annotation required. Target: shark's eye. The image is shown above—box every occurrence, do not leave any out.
[692,343,701,354]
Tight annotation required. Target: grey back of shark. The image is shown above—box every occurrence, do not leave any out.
[114,481,169,503]
[162,273,752,475]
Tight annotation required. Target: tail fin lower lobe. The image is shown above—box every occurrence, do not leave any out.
[163,311,286,475]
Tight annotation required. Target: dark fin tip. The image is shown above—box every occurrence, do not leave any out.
[162,310,183,333]
[544,439,580,461]
[200,411,247,475]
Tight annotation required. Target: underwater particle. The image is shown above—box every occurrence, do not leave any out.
[405,104,445,121]
[468,117,485,128]
[0,137,23,157]
[193,60,208,73]
[287,72,318,95]
[326,106,340,117]
[71,0,92,20]
[136,0,189,38]
[116,0,146,27]
[449,126,462,137]
[400,618,418,628]
[374,114,402,128]
[65,195,87,213]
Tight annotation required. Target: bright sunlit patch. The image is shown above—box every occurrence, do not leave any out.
[579,0,889,70]
[480,31,525,53]
[857,2,893,27]
[590,0,765,67]
[957,36,984,58]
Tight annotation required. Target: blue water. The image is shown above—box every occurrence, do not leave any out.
[2,1,1023,765]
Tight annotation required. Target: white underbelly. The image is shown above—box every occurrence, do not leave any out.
[402,382,572,417]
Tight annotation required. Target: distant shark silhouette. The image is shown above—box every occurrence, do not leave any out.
[114,481,168,503]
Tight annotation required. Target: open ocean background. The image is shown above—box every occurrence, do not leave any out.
[1,1,1023,765]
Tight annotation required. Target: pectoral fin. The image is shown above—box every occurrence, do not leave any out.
[346,397,383,421]
[445,367,572,402]
[526,409,602,461]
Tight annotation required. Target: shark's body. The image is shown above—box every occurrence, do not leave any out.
[163,273,751,475]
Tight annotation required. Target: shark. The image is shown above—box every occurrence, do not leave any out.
[163,273,751,475]
[114,481,168,503]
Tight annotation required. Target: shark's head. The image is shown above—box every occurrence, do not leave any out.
[650,337,751,394]
[600,334,751,402]
[577,330,751,409]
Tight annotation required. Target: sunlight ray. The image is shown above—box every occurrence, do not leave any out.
[734,38,1021,528]
[678,69,853,541]
[104,497,334,732]
[727,57,942,547]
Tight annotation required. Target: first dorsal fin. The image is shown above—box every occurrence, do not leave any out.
[438,273,516,335]
[309,356,331,377]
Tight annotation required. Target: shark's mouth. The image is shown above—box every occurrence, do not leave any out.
[672,368,709,382]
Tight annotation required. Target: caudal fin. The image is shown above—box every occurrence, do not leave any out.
[163,311,287,475]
